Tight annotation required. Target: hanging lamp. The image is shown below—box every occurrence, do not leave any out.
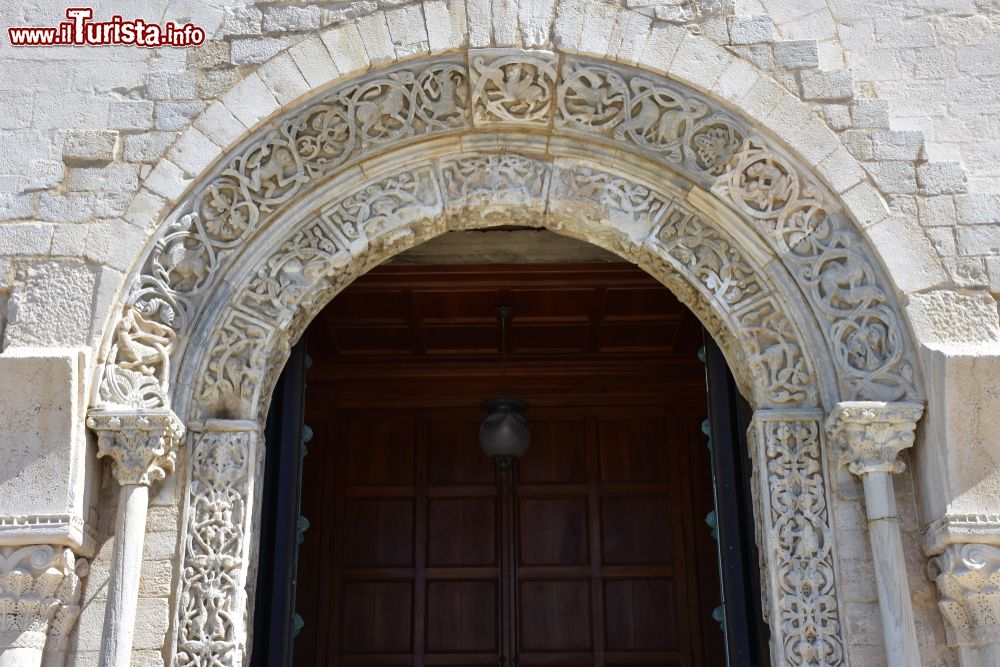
[479,305,530,471]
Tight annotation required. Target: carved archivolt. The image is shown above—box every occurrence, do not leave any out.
[94,50,917,416]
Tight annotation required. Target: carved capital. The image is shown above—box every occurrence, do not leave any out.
[825,401,924,476]
[86,409,185,486]
[930,543,1000,648]
[0,544,88,653]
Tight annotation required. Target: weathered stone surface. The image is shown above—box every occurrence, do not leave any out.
[62,130,118,165]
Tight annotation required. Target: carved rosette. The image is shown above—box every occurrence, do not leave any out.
[749,410,845,666]
[929,543,1000,647]
[173,423,258,667]
[0,545,87,655]
[825,401,924,476]
[87,410,185,486]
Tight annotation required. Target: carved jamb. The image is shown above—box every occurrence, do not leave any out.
[86,410,185,486]
[0,545,87,655]
[929,543,1000,648]
[749,410,846,666]
[824,401,924,476]
[171,422,258,667]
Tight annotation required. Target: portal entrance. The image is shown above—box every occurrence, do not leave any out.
[274,253,748,666]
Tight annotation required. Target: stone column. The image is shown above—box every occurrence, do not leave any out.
[748,409,847,665]
[0,544,87,667]
[86,410,184,667]
[929,543,1000,666]
[826,401,924,667]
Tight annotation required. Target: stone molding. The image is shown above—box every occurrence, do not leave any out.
[825,401,924,476]
[0,544,87,656]
[86,410,184,486]
[926,515,1000,557]
[0,515,96,558]
[930,543,1000,648]
[749,409,846,665]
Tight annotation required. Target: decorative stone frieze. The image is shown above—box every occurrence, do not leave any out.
[930,543,1000,650]
[86,410,185,486]
[0,544,87,667]
[826,401,924,667]
[748,410,846,666]
[172,421,258,667]
[827,401,924,475]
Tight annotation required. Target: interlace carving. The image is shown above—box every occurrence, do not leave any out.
[470,50,557,125]
[930,543,1000,647]
[825,401,923,476]
[713,136,916,401]
[87,411,185,486]
[751,413,845,666]
[556,58,746,182]
[0,545,87,654]
[174,427,256,667]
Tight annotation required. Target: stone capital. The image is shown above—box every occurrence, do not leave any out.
[929,543,1000,648]
[0,544,88,656]
[825,401,924,476]
[86,409,184,486]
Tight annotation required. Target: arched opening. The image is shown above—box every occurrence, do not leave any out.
[250,230,769,666]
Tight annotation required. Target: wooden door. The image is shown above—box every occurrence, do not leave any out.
[292,263,725,666]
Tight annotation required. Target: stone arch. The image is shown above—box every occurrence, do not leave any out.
[87,46,925,667]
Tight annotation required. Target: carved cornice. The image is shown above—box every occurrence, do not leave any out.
[86,410,185,486]
[0,514,96,558]
[929,543,1000,648]
[825,401,924,476]
[0,545,87,653]
[925,514,1000,556]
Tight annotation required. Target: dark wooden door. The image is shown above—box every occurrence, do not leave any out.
[293,264,725,666]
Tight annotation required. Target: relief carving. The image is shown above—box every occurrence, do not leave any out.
[470,50,557,126]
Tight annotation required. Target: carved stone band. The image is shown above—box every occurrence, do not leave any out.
[86,410,184,486]
[826,401,924,476]
[930,543,1000,648]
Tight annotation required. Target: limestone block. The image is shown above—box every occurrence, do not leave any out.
[221,5,263,37]
[193,103,248,151]
[729,15,774,45]
[872,130,925,161]
[66,164,139,193]
[0,348,97,554]
[917,162,968,195]
[800,69,855,101]
[261,5,322,33]
[288,35,340,89]
[863,161,917,194]
[123,132,176,164]
[37,192,94,223]
[0,193,34,221]
[108,101,154,131]
[925,227,957,257]
[154,101,205,132]
[864,216,947,293]
[230,37,292,65]
[425,0,466,52]
[222,73,279,129]
[817,145,866,193]
[4,262,95,348]
[519,0,556,48]
[357,13,395,65]
[143,159,192,202]
[62,130,118,166]
[774,39,819,69]
[386,6,429,57]
[955,193,1000,225]
[168,127,221,178]
[0,223,52,256]
[83,219,148,273]
[850,99,890,129]
[320,24,371,76]
[841,181,889,227]
[956,225,1000,256]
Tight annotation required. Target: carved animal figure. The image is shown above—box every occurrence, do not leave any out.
[356,87,406,136]
[116,305,176,378]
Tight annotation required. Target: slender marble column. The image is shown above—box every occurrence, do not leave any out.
[86,410,184,667]
[929,543,1000,667]
[826,401,924,667]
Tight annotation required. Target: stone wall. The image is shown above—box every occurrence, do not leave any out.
[0,0,998,665]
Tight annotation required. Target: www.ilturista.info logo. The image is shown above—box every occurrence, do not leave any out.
[8,8,206,47]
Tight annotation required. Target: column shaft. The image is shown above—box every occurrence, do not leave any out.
[100,484,149,667]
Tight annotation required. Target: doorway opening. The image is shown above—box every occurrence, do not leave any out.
[252,230,768,666]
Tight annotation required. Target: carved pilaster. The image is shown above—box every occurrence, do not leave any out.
[930,543,1000,649]
[0,545,87,667]
[172,421,258,667]
[827,401,924,475]
[748,409,846,665]
[86,410,184,486]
